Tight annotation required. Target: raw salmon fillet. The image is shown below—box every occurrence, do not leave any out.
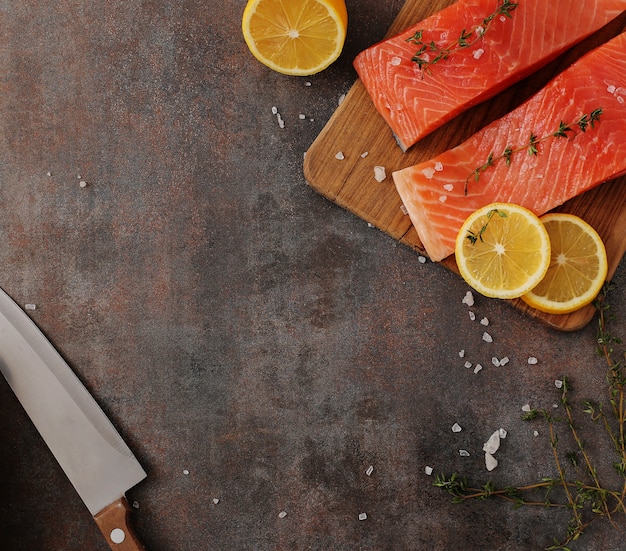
[393,31,626,262]
[354,0,626,151]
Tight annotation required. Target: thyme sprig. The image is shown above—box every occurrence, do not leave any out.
[464,108,603,195]
[406,0,517,73]
[465,208,507,245]
[435,283,626,550]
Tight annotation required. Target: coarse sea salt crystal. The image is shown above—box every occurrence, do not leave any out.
[482,332,493,343]
[439,195,447,203]
[533,430,539,437]
[459,449,470,457]
[213,498,220,505]
[418,255,426,264]
[338,93,346,105]
[452,422,462,433]
[374,166,386,182]
[422,167,436,179]
[500,357,510,366]
[276,113,285,128]
[468,311,476,321]
[425,466,433,475]
[271,106,278,115]
[485,452,498,471]
[521,404,531,412]
[480,317,489,326]
[279,511,288,519]
[335,151,345,160]
[462,291,474,306]
[483,431,500,454]
[299,113,306,120]
[443,183,454,191]
[434,161,444,172]
[360,151,369,158]
[473,48,485,60]
[528,356,538,365]
[474,364,483,374]
[492,357,500,367]
[358,513,367,521]
[25,304,37,311]
[464,361,472,369]
[554,379,563,389]
[459,350,465,358]
[305,81,312,87]
[608,84,616,93]
[390,56,402,66]
[499,428,507,439]
[366,465,374,476]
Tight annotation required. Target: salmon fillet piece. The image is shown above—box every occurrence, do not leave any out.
[354,0,626,151]
[392,31,626,262]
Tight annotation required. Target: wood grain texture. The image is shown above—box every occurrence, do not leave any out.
[304,1,626,331]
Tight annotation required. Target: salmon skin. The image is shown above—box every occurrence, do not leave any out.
[354,0,626,151]
[392,31,626,262]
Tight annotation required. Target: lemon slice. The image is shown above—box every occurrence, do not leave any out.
[455,203,551,299]
[242,0,348,76]
[521,213,608,314]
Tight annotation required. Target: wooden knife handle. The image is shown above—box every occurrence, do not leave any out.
[94,497,146,550]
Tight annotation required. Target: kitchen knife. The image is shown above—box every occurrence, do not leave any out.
[0,287,147,550]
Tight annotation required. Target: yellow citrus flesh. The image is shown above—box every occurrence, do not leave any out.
[522,213,608,314]
[455,203,551,299]
[242,0,348,76]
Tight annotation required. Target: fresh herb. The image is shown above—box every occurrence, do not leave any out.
[435,283,626,550]
[465,208,508,245]
[406,0,518,73]
[464,108,603,195]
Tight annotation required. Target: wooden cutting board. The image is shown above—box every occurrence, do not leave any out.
[304,0,626,332]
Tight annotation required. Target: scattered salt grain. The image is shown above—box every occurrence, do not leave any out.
[279,511,288,519]
[276,113,285,128]
[451,422,462,433]
[499,428,507,439]
[472,48,485,60]
[474,364,483,374]
[183,469,190,475]
[468,311,476,321]
[338,93,346,105]
[46,171,52,177]
[482,332,493,343]
[425,466,433,475]
[358,513,367,521]
[554,379,563,389]
[462,291,474,306]
[438,195,447,203]
[335,151,345,160]
[499,357,510,366]
[492,357,500,367]
[475,25,485,36]
[79,180,87,188]
[485,452,498,471]
[390,56,402,66]
[608,84,616,93]
[422,167,436,179]
[533,430,539,437]
[366,465,374,476]
[459,350,465,358]
[480,317,489,326]
[483,431,500,455]
[459,449,470,457]
[499,15,507,22]
[271,106,278,115]
[418,255,426,264]
[434,161,444,172]
[305,81,312,87]
[521,404,531,412]
[298,113,306,120]
[212,498,220,505]
[132,501,140,509]
[527,356,538,365]
[25,303,37,311]
[443,183,454,191]
[360,151,369,158]
[464,361,472,369]
[374,166,386,182]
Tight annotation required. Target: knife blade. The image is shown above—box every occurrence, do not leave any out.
[0,287,147,550]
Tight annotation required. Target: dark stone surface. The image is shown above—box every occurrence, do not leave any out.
[1,1,626,550]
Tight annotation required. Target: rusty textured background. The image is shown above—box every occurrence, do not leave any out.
[2,1,626,550]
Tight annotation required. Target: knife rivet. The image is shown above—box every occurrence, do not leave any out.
[110,528,126,544]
